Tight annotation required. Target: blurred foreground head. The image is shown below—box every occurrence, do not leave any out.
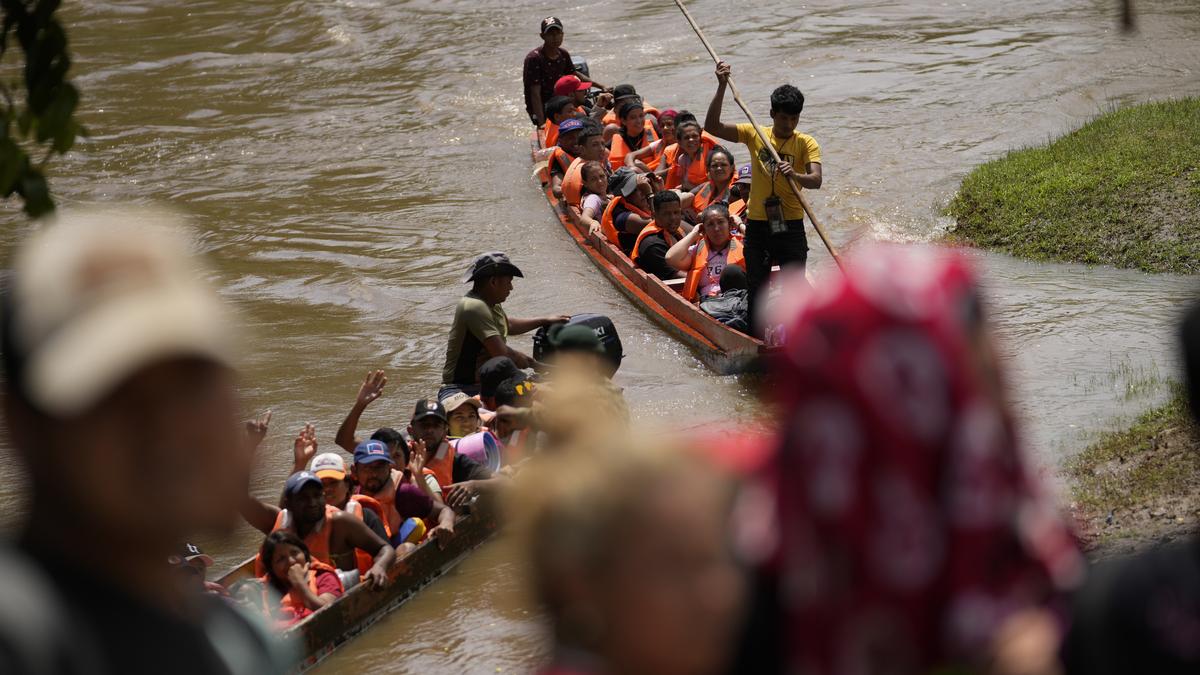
[762,244,1083,673]
[2,208,246,546]
[516,439,744,675]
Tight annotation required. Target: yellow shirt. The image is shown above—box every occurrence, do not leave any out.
[736,123,821,221]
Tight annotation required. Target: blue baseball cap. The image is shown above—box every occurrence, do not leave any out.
[284,471,322,496]
[736,163,752,184]
[558,118,584,134]
[354,439,395,466]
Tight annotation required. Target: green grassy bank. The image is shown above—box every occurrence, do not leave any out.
[947,98,1200,274]
[1064,390,1200,556]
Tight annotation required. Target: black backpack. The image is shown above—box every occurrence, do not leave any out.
[699,289,750,334]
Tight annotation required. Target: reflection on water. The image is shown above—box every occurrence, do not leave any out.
[0,0,1196,672]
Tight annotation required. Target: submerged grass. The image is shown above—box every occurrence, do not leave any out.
[947,98,1200,274]
[1064,387,1200,544]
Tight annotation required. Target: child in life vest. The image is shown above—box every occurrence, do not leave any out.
[578,161,610,238]
[259,530,344,627]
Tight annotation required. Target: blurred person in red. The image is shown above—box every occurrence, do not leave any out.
[0,209,286,674]
[730,245,1084,675]
[518,440,745,675]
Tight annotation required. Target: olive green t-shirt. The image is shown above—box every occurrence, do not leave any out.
[442,291,509,385]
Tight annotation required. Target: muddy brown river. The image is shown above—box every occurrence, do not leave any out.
[1,0,1198,672]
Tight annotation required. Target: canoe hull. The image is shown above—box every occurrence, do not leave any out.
[218,501,500,673]
[530,133,773,375]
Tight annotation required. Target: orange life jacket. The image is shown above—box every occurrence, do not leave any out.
[600,196,653,250]
[361,472,402,536]
[346,495,387,575]
[682,238,746,302]
[608,120,659,171]
[562,157,585,208]
[548,146,575,175]
[262,560,342,622]
[730,198,747,220]
[256,504,339,576]
[543,119,560,149]
[628,219,676,264]
[425,441,457,491]
[663,134,719,189]
[691,175,737,213]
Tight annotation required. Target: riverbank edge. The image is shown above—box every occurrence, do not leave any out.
[1064,389,1200,561]
[944,98,1200,274]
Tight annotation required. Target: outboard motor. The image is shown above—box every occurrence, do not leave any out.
[534,313,623,375]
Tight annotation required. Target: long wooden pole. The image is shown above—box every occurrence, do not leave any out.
[673,0,844,271]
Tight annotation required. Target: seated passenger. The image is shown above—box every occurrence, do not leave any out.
[441,391,484,439]
[240,468,395,586]
[663,115,719,191]
[548,118,584,198]
[577,161,610,238]
[729,163,751,222]
[479,356,520,412]
[664,203,746,302]
[540,95,576,150]
[624,108,678,173]
[554,74,612,121]
[683,145,736,220]
[599,167,655,254]
[633,190,687,281]
[308,451,390,542]
[601,83,659,127]
[560,122,609,210]
[170,543,228,597]
[258,531,344,626]
[407,398,504,509]
[608,98,659,172]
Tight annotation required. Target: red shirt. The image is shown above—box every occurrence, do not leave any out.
[285,569,344,625]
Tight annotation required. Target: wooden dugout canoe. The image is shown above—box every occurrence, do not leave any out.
[216,499,500,673]
[529,130,776,375]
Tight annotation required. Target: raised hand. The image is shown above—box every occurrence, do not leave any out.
[407,441,427,475]
[293,423,318,470]
[715,61,731,84]
[355,370,387,408]
[244,410,272,452]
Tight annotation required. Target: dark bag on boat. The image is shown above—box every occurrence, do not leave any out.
[533,313,623,372]
[699,289,750,334]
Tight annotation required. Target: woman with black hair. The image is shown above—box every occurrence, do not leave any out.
[258,530,344,626]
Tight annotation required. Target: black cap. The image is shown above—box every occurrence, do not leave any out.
[618,98,644,119]
[412,398,448,423]
[540,16,564,34]
[612,84,637,99]
[607,167,639,198]
[480,357,520,399]
[463,251,524,283]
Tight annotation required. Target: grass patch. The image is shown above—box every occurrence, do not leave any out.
[947,98,1200,274]
[1064,387,1200,554]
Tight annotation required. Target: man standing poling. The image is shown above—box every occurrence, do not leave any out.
[704,60,822,332]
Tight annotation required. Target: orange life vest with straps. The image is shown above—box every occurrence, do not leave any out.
[692,175,736,213]
[631,220,682,264]
[608,120,659,171]
[346,495,387,575]
[425,441,456,491]
[562,157,585,208]
[600,196,653,250]
[730,198,747,220]
[663,133,720,189]
[682,238,746,302]
[360,472,403,536]
[543,119,560,149]
[548,146,575,175]
[261,559,342,622]
[255,504,339,576]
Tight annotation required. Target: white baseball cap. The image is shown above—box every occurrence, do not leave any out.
[310,452,347,481]
[3,207,236,417]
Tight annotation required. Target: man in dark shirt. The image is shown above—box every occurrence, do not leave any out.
[636,190,688,281]
[523,16,603,126]
[0,210,287,674]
